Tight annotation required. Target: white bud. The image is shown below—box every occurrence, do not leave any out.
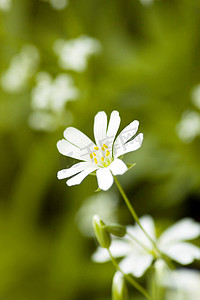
[112,272,129,300]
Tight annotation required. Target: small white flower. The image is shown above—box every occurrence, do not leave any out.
[31,72,79,112]
[49,0,68,10]
[1,45,40,93]
[140,0,154,7]
[0,0,12,11]
[57,110,143,191]
[176,110,200,143]
[54,35,101,72]
[92,216,200,277]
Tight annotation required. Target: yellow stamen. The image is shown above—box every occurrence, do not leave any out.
[90,153,93,159]
[94,158,98,164]
[103,144,108,149]
[94,146,99,150]
[101,157,104,162]
[101,147,105,151]
[93,152,96,156]
[106,150,110,157]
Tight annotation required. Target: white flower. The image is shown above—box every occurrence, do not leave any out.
[0,0,12,11]
[57,110,143,191]
[31,72,79,112]
[49,0,68,10]
[1,45,39,93]
[92,216,200,277]
[176,110,200,143]
[53,35,101,72]
[140,0,154,7]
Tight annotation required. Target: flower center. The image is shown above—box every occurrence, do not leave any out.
[90,144,112,167]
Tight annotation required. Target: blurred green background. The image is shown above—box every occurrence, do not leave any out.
[0,0,200,299]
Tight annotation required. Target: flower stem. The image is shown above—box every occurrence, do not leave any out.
[114,176,157,249]
[108,249,153,300]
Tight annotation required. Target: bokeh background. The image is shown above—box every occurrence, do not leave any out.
[0,0,200,299]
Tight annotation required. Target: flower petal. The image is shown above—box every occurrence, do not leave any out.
[109,158,128,176]
[66,167,98,186]
[114,133,143,158]
[161,242,200,265]
[96,168,114,191]
[57,139,89,161]
[113,120,139,154]
[127,215,156,251]
[158,218,200,247]
[119,253,153,277]
[93,111,108,149]
[107,110,121,148]
[64,127,95,150]
[92,240,131,262]
[57,162,96,179]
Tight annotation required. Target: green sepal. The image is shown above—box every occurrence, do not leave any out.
[95,187,101,193]
[92,215,111,248]
[126,163,136,170]
[104,224,126,237]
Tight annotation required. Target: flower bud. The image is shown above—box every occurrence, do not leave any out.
[104,224,126,237]
[92,215,111,248]
[112,272,129,300]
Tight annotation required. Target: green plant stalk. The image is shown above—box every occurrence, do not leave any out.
[114,176,158,250]
[108,249,153,300]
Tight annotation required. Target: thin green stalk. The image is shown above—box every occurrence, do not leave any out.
[114,176,157,250]
[108,249,153,300]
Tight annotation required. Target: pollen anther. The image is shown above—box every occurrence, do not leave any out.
[103,144,108,149]
[101,147,105,151]
[94,158,98,164]
[106,150,110,157]
[94,146,99,150]
[90,153,93,159]
[101,157,104,162]
[93,152,96,156]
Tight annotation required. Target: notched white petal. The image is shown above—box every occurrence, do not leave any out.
[159,218,200,246]
[57,139,90,161]
[64,127,95,149]
[114,120,139,147]
[114,133,143,158]
[67,167,98,186]
[161,242,200,265]
[57,162,95,179]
